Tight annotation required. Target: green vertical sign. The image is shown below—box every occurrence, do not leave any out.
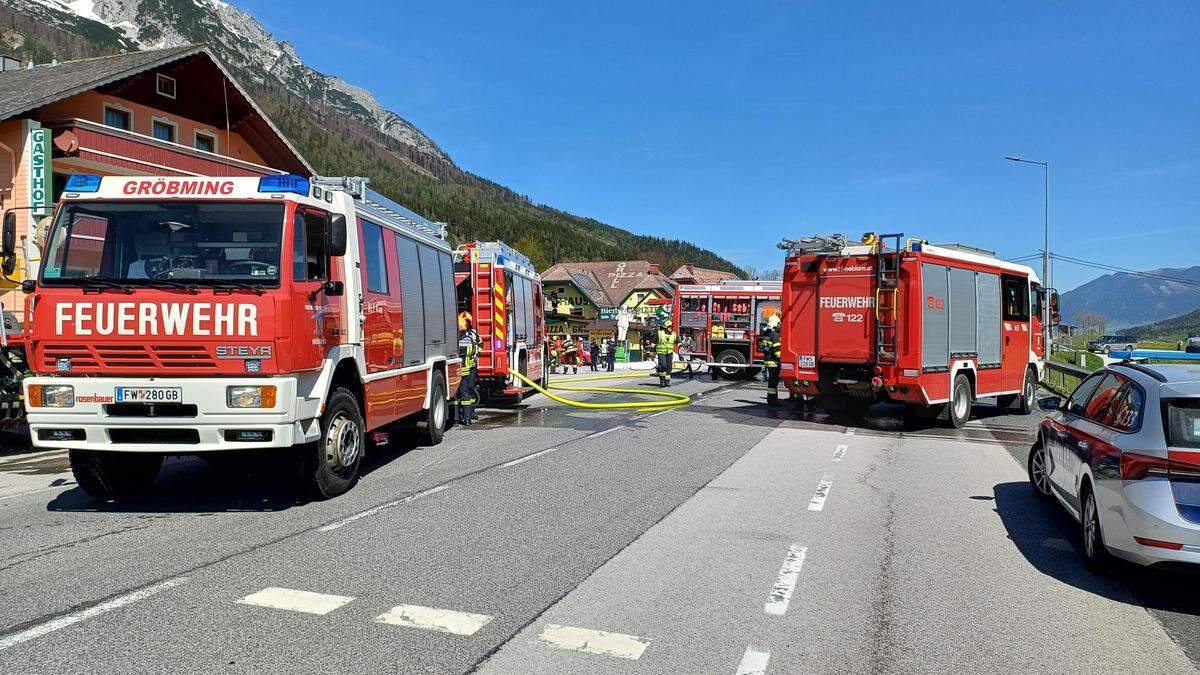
[28,127,51,217]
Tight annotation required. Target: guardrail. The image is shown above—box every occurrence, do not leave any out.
[1042,360,1091,396]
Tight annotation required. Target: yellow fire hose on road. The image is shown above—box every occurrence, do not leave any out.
[509,367,691,411]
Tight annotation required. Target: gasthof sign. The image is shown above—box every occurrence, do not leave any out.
[28,127,51,218]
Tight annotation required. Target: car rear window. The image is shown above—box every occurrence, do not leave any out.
[1167,399,1200,449]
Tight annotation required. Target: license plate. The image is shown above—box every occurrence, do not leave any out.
[798,355,816,369]
[115,387,182,403]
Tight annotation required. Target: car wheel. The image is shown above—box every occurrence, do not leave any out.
[1017,368,1037,415]
[1126,344,1135,352]
[419,371,448,446]
[1102,345,1110,355]
[1081,485,1109,571]
[1027,441,1053,500]
[947,373,972,429]
[70,450,162,501]
[301,387,365,500]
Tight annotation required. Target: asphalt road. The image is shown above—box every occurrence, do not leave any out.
[0,372,1196,673]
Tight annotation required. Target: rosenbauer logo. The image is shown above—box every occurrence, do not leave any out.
[55,302,259,337]
[121,179,235,196]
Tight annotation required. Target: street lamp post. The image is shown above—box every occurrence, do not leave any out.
[1006,156,1051,354]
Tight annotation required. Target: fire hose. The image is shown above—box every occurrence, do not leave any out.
[508,368,691,411]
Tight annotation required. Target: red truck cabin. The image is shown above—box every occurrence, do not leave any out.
[780,234,1050,426]
[454,241,544,400]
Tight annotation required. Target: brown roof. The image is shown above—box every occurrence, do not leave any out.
[543,261,675,307]
[670,264,739,284]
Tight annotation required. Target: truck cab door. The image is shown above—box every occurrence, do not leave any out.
[289,208,341,369]
[1000,274,1032,391]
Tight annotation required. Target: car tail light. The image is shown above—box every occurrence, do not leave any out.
[1120,452,1200,480]
[1134,536,1184,551]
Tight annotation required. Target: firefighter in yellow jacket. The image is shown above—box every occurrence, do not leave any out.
[456,313,482,425]
[758,314,783,406]
[655,320,678,387]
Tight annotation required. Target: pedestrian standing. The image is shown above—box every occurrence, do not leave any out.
[654,320,678,387]
[606,339,617,372]
[589,339,600,371]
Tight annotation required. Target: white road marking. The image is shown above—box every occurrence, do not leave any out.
[808,474,834,511]
[537,624,650,660]
[375,604,493,636]
[588,426,624,439]
[764,544,807,616]
[318,485,449,532]
[0,576,188,652]
[831,444,848,462]
[844,427,857,435]
[646,410,671,418]
[736,646,772,674]
[501,448,558,468]
[237,587,354,615]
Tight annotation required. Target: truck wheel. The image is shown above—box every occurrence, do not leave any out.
[947,373,972,429]
[69,450,162,501]
[715,349,746,380]
[419,371,448,446]
[302,387,364,500]
[1016,368,1037,415]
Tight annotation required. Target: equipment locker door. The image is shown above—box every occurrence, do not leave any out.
[817,258,876,363]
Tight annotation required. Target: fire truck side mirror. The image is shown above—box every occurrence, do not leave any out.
[323,280,344,297]
[1,211,16,277]
[327,213,347,258]
[1048,290,1061,325]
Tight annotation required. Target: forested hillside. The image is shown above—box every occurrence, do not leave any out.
[0,2,743,276]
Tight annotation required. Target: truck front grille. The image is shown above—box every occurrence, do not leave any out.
[42,344,216,371]
[104,403,198,418]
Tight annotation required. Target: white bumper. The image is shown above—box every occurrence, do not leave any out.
[24,376,322,453]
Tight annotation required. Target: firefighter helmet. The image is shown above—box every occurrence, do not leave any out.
[458,311,473,330]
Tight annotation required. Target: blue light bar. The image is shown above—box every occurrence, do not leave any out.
[64,174,102,193]
[257,174,310,196]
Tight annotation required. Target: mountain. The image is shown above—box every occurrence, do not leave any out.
[1059,266,1200,328]
[0,0,744,276]
[1126,308,1200,341]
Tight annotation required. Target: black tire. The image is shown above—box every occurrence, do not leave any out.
[1102,345,1111,355]
[301,387,365,500]
[1080,484,1109,571]
[714,349,747,380]
[1125,344,1135,353]
[947,373,972,429]
[69,450,162,501]
[1027,441,1053,500]
[1016,368,1037,415]
[419,371,448,446]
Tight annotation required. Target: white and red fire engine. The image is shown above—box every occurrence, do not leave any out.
[453,241,544,401]
[22,173,461,500]
[778,233,1058,427]
[672,280,782,379]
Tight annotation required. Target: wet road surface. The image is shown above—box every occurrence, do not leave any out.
[0,374,1195,672]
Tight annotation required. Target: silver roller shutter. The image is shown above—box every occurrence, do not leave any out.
[418,244,445,359]
[921,263,950,370]
[976,272,1002,366]
[395,234,424,366]
[439,253,455,356]
[949,267,977,355]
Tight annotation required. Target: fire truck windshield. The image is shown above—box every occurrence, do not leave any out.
[40,201,286,286]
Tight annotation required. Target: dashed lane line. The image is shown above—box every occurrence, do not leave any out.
[832,444,848,462]
[501,448,558,468]
[536,624,651,660]
[588,426,626,439]
[807,474,834,511]
[317,485,449,532]
[736,646,772,675]
[764,544,807,616]
[237,587,355,615]
[0,576,189,652]
[375,604,493,636]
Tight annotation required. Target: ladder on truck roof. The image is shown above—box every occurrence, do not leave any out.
[874,233,903,365]
[471,241,537,276]
[312,176,450,246]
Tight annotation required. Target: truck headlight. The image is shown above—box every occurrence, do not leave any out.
[28,384,75,408]
[227,385,277,408]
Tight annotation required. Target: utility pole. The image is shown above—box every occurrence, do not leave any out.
[1006,156,1051,354]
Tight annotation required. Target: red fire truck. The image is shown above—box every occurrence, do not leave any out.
[454,241,545,402]
[673,280,782,379]
[20,173,460,500]
[778,233,1057,427]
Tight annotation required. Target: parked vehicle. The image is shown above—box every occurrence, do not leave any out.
[1187,336,1200,354]
[1087,335,1137,354]
[778,233,1056,427]
[20,174,460,500]
[672,280,782,379]
[453,241,545,402]
[1029,362,1200,569]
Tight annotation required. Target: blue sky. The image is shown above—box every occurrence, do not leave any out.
[238,1,1198,291]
